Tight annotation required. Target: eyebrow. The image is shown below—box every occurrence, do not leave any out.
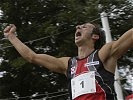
[85,23,96,28]
[81,23,89,26]
[82,23,91,27]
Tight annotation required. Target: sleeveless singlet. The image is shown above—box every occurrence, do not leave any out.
[67,50,117,100]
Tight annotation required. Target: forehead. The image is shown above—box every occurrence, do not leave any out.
[83,23,95,27]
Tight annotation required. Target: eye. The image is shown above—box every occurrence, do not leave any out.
[82,25,87,28]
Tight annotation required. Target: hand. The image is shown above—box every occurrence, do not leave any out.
[3,24,16,38]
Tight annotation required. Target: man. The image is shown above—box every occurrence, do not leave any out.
[3,23,133,100]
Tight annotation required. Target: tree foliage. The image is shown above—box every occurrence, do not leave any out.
[0,0,133,99]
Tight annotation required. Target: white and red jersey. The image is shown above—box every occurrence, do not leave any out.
[67,50,117,100]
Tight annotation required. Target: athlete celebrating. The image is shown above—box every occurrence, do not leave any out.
[3,23,133,100]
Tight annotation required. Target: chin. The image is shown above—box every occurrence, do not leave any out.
[75,41,82,47]
[75,40,79,44]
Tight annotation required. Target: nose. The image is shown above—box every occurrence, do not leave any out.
[76,25,81,29]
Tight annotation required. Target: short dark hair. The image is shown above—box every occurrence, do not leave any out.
[91,24,106,49]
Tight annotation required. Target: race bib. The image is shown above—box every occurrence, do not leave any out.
[71,71,96,99]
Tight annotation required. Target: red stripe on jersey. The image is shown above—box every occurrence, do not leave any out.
[74,58,106,100]
[75,58,89,76]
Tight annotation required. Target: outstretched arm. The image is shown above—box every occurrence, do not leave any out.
[99,28,133,73]
[111,28,133,59]
[4,24,70,74]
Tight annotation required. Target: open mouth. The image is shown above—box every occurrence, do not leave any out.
[76,32,81,37]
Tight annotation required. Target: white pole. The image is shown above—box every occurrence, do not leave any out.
[100,12,124,100]
[100,12,112,42]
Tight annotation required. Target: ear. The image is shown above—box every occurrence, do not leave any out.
[91,34,99,40]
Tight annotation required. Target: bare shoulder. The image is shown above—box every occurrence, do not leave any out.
[98,28,133,73]
[99,41,115,62]
[99,28,133,61]
[98,42,118,73]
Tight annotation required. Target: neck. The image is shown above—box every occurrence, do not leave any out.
[78,45,95,59]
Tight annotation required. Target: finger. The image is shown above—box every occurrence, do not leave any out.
[9,24,15,28]
[4,26,11,33]
[9,24,16,31]
[4,24,15,32]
